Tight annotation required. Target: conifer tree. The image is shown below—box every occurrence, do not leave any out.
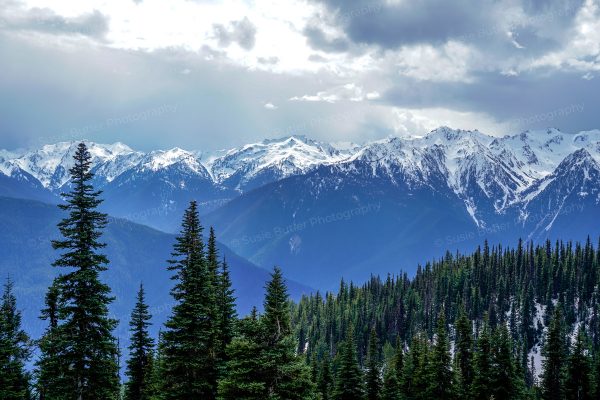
[365,327,381,400]
[454,306,474,394]
[36,280,62,399]
[565,329,592,400]
[219,268,313,399]
[380,341,401,400]
[206,227,221,355]
[45,142,120,398]
[125,284,155,400]
[333,326,364,400]
[261,267,315,399]
[402,332,429,400]
[490,324,522,400]
[426,313,454,399]
[218,310,265,399]
[318,354,334,400]
[161,200,218,399]
[216,257,237,363]
[541,306,566,400]
[472,319,493,399]
[0,277,32,399]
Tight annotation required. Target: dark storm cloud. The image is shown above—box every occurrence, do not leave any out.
[303,25,349,53]
[0,33,351,152]
[382,70,600,133]
[308,0,583,50]
[0,5,109,40]
[212,17,257,51]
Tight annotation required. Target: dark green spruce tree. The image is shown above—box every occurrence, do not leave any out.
[490,324,523,400]
[333,326,364,400]
[216,256,237,368]
[219,268,313,399]
[541,306,567,400]
[260,267,315,399]
[36,280,62,399]
[161,200,217,399]
[365,327,381,400]
[565,329,592,400]
[0,277,32,399]
[125,284,155,400]
[454,306,473,396]
[402,332,429,400]
[426,313,454,399]
[471,318,493,399]
[318,354,334,400]
[217,310,265,399]
[43,142,120,399]
[380,338,402,400]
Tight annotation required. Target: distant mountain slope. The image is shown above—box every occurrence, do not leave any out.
[1,127,600,287]
[202,160,478,288]
[0,196,311,343]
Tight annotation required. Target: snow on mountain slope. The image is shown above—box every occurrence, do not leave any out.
[1,127,599,232]
[206,135,353,191]
[489,128,600,178]
[414,127,533,218]
[7,141,136,189]
[518,148,600,239]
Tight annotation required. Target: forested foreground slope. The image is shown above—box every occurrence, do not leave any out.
[292,238,600,398]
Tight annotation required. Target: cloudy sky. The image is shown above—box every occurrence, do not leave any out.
[1,0,599,152]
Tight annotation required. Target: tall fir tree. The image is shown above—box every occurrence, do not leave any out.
[454,306,474,395]
[426,313,455,399]
[565,329,593,400]
[0,277,32,400]
[401,332,429,400]
[125,284,155,400]
[206,227,221,359]
[490,324,522,400]
[380,339,402,400]
[260,267,315,399]
[318,354,334,400]
[219,268,314,399]
[216,256,237,368]
[541,306,567,400]
[365,327,381,400]
[471,318,493,399]
[218,311,265,399]
[45,142,120,399]
[161,200,218,399]
[333,326,365,400]
[36,280,62,399]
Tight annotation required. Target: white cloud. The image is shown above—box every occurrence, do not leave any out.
[389,107,507,137]
[393,41,478,82]
[290,83,381,103]
[525,0,600,73]
[264,102,277,109]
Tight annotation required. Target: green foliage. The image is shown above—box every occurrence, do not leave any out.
[160,200,218,399]
[41,142,120,399]
[541,307,567,400]
[332,327,364,400]
[365,328,381,400]
[565,329,593,400]
[218,268,315,400]
[425,313,455,399]
[0,278,32,399]
[125,284,155,400]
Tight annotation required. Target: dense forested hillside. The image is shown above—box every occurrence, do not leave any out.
[292,238,600,399]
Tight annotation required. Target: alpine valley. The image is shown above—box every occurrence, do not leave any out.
[2,126,600,291]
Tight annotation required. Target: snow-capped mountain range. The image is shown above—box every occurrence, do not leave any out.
[1,127,600,286]
[1,127,599,229]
